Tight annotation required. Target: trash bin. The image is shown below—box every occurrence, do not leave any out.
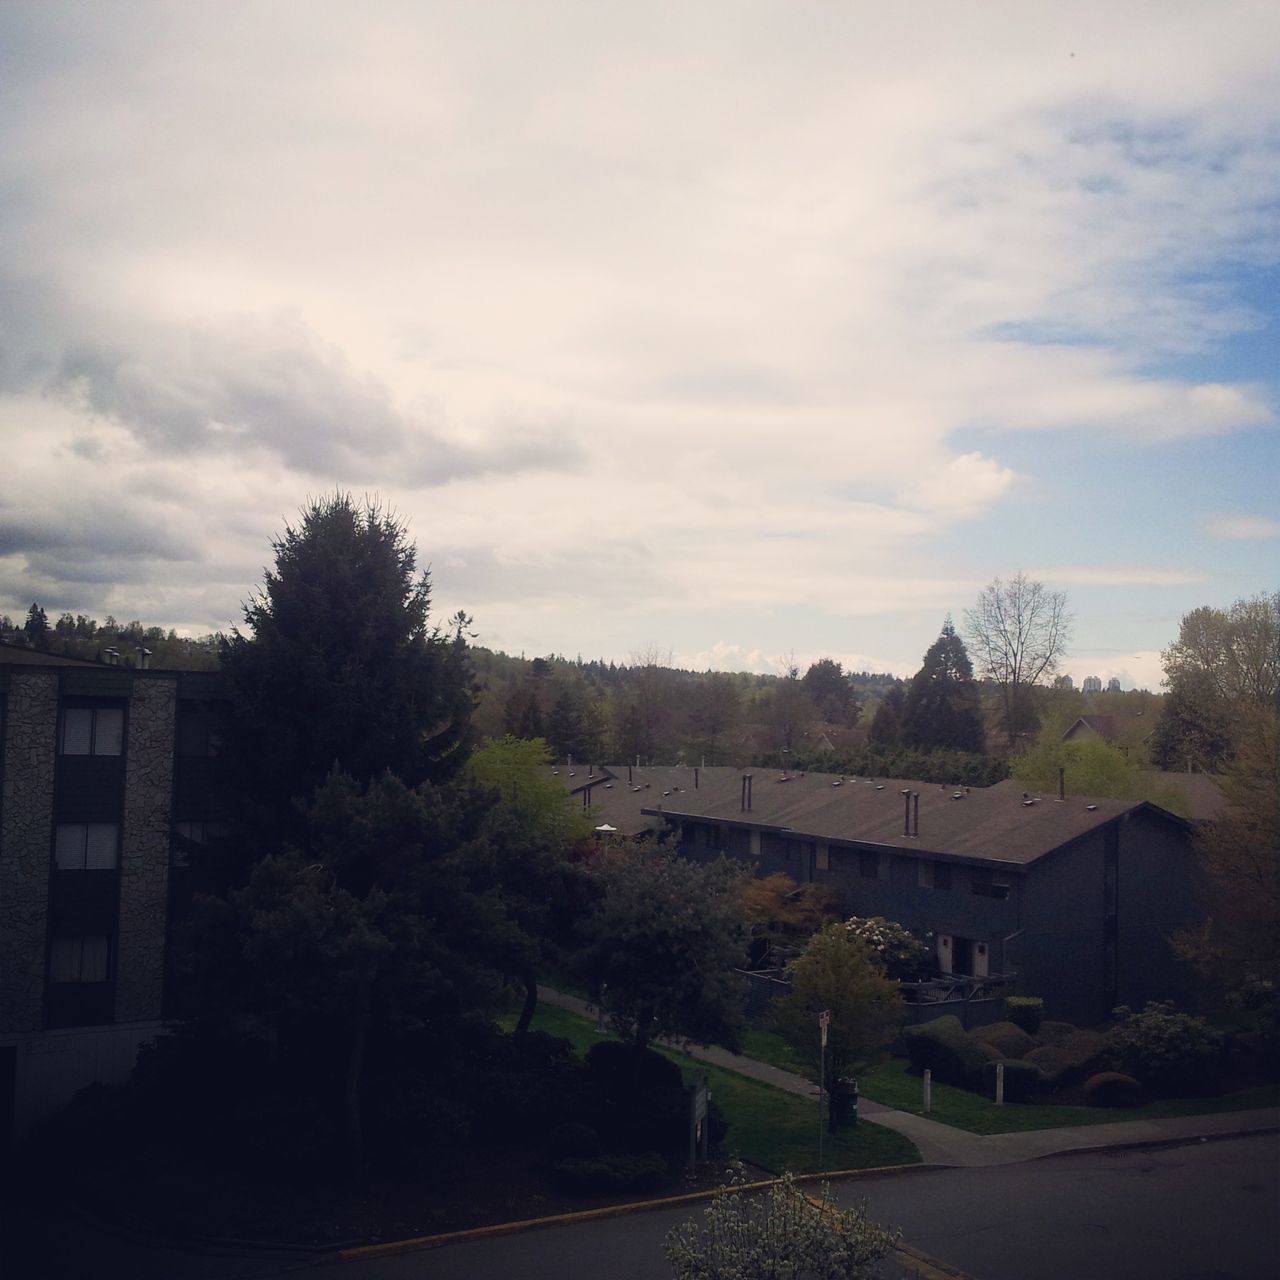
[834,1077,859,1126]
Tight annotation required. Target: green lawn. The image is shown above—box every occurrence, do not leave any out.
[503,1003,920,1174]
[743,1024,1280,1135]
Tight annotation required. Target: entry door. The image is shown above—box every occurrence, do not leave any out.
[952,937,974,976]
[936,934,953,974]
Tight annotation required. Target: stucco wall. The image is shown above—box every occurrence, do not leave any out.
[0,675,58,1033]
[114,678,176,1024]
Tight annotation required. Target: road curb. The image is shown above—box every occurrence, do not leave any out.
[1026,1122,1280,1163]
[337,1161,947,1263]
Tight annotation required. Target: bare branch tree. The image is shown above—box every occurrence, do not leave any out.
[964,572,1071,739]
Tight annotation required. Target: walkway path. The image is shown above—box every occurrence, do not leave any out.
[538,986,1280,1168]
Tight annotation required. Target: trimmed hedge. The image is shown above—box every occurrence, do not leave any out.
[1084,1071,1144,1108]
[551,1151,669,1193]
[1006,997,1044,1035]
[1023,1045,1075,1090]
[982,1059,1041,1102]
[1036,1021,1079,1047]
[903,1016,988,1087]
[971,1021,1036,1060]
[547,1122,602,1161]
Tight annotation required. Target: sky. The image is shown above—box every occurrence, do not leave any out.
[1,2,1277,691]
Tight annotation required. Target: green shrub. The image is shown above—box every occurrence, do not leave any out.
[974,1040,1003,1063]
[547,1122,602,1161]
[971,1021,1035,1060]
[1084,1071,1144,1108]
[585,1041,684,1094]
[1036,1020,1078,1047]
[551,1151,669,1193]
[1024,1045,1074,1090]
[903,1016,987,1087]
[1060,1029,1108,1077]
[1006,997,1044,1035]
[982,1059,1041,1102]
[1107,1002,1222,1095]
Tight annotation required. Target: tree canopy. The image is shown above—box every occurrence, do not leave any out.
[900,618,985,753]
[575,848,749,1054]
[964,573,1071,739]
[220,494,475,852]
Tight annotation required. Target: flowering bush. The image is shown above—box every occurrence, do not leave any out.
[842,916,934,982]
[665,1161,898,1279]
[1107,1002,1222,1094]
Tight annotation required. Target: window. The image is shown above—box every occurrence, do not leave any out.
[49,936,111,983]
[171,821,229,866]
[860,851,879,879]
[60,705,124,756]
[54,823,118,870]
[176,709,221,757]
[933,862,953,892]
[891,855,917,885]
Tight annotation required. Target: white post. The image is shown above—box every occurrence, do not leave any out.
[923,1068,932,1115]
[995,1061,1005,1106]
[818,1010,829,1167]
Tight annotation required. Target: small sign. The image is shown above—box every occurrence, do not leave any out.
[819,1010,830,1028]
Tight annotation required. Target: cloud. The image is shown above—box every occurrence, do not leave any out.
[1203,514,1280,540]
[897,452,1018,519]
[1028,566,1210,587]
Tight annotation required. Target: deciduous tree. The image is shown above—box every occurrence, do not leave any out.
[772,924,902,1130]
[576,849,748,1054]
[964,573,1071,739]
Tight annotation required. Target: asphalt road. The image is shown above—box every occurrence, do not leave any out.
[8,1133,1277,1279]
[322,1133,1279,1280]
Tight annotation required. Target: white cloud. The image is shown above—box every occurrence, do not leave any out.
[1,2,1278,667]
[1204,514,1280,540]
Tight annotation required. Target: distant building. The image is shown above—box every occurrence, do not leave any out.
[1061,714,1119,744]
[1082,675,1103,693]
[0,647,226,1144]
[1106,677,1122,692]
[1054,674,1075,690]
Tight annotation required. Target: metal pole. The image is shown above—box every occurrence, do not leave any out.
[923,1068,932,1115]
[996,1061,1005,1106]
[818,1032,825,1167]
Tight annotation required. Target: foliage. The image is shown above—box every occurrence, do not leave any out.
[982,1059,1041,1102]
[802,658,862,726]
[23,602,49,648]
[1083,1071,1145,1108]
[867,686,905,747]
[547,1121,603,1161]
[552,1151,669,1193]
[1106,1002,1222,1095]
[1006,997,1044,1034]
[970,1021,1036,1060]
[901,1016,987,1087]
[575,848,750,1054]
[219,493,475,856]
[1011,733,1190,812]
[686,672,745,765]
[772,925,902,1127]
[665,1162,899,1280]
[1173,710,1280,998]
[840,916,933,982]
[775,743,1009,787]
[900,619,985,753]
[964,572,1072,738]
[1152,592,1279,771]
[741,873,839,958]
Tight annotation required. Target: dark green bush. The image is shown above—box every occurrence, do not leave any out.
[1024,1045,1074,1090]
[1036,1020,1078,1047]
[1084,1071,1144,1108]
[547,1122,602,1161]
[971,1021,1035,1060]
[973,1040,1003,1063]
[1107,1002,1222,1095]
[1006,997,1044,1035]
[982,1059,1041,1102]
[903,1016,987,1087]
[585,1041,684,1094]
[551,1151,669,1194]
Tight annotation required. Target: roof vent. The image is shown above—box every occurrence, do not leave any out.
[1086,803,1098,811]
[875,784,884,791]
[952,791,964,800]
[832,780,842,787]
[604,783,613,789]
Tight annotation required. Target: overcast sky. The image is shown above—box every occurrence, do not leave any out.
[2,2,1277,689]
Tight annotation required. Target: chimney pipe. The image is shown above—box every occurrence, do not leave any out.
[628,763,633,783]
[583,785,591,808]
[903,791,911,837]
[1058,767,1066,801]
[913,792,920,837]
[741,775,748,811]
[694,766,699,789]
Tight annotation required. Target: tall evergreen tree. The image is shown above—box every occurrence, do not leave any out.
[900,619,986,753]
[24,602,49,649]
[220,494,475,858]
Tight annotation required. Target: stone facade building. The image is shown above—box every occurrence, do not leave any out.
[0,646,224,1145]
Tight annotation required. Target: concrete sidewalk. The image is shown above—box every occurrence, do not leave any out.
[538,986,1280,1168]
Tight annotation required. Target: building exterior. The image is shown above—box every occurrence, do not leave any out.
[0,647,224,1145]
[593,764,1202,1027]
